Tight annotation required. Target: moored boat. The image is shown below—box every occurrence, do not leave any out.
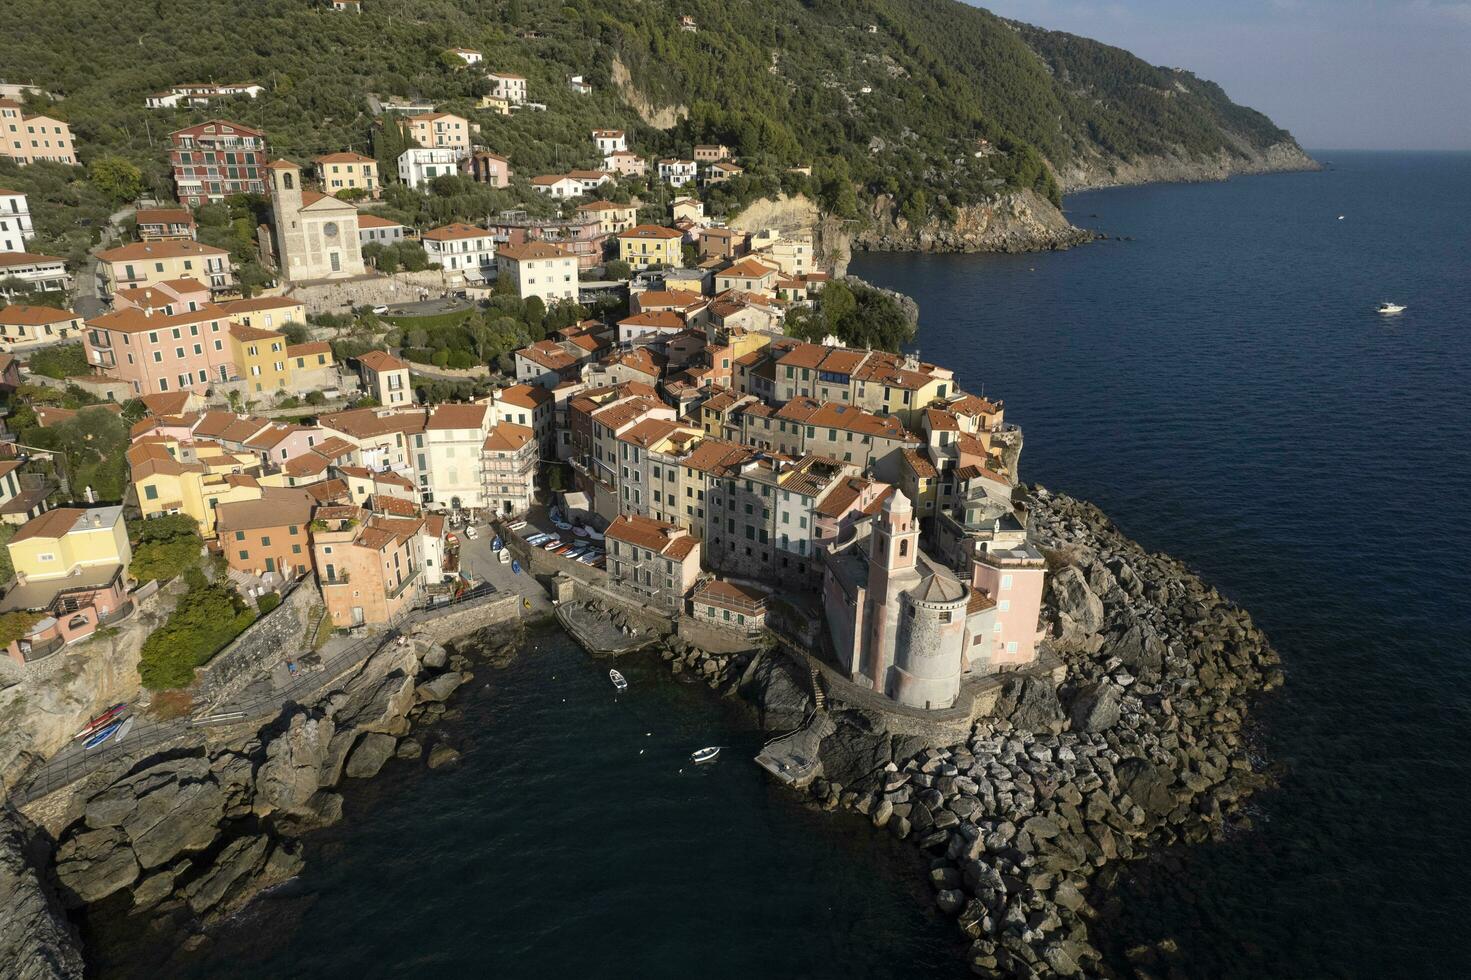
[609,668,628,692]
[690,746,721,764]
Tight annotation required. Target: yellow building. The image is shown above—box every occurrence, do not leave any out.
[617,225,684,270]
[128,441,268,536]
[576,201,639,236]
[897,449,940,518]
[95,240,233,296]
[229,324,291,394]
[313,152,380,197]
[7,506,131,583]
[216,296,307,332]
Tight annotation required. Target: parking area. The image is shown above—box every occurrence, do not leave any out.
[454,519,554,614]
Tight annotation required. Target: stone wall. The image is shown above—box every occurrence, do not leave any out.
[287,270,453,314]
[194,582,319,705]
[412,594,522,645]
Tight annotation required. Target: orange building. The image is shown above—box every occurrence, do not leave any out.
[214,487,315,581]
[310,504,425,627]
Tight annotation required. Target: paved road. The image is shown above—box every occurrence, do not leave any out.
[73,205,135,318]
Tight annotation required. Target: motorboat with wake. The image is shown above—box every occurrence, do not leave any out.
[1378,302,1406,315]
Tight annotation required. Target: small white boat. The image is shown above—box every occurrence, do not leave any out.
[690,746,721,764]
[609,668,628,692]
[113,716,136,743]
[1378,302,1406,315]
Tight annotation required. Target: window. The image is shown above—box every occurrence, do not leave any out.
[1000,574,1013,590]
[235,531,245,541]
[999,600,1011,612]
[144,485,158,500]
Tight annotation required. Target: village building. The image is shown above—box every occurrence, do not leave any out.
[575,200,638,236]
[603,150,646,176]
[1,507,131,666]
[134,208,196,242]
[311,505,425,627]
[617,225,683,271]
[421,222,497,285]
[167,119,268,206]
[397,147,462,189]
[0,189,34,252]
[313,151,380,197]
[144,82,264,110]
[592,129,627,155]
[401,111,474,158]
[95,240,232,297]
[415,403,493,509]
[481,421,538,516]
[604,514,701,612]
[657,159,698,187]
[496,241,579,305]
[486,72,528,104]
[463,150,512,187]
[0,252,69,298]
[0,305,82,351]
[0,99,77,166]
[267,159,366,282]
[356,350,412,407]
[214,486,315,581]
[357,213,408,248]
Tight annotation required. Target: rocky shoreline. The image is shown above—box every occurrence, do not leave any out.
[0,623,524,979]
[658,486,1283,976]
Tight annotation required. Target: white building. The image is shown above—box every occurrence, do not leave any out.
[421,223,497,284]
[530,174,584,199]
[144,83,264,109]
[657,159,698,187]
[0,189,34,253]
[449,48,483,65]
[397,147,462,190]
[0,252,70,298]
[486,73,528,104]
[592,129,627,155]
[496,242,579,305]
[416,403,493,510]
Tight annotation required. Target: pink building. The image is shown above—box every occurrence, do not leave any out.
[463,151,512,187]
[968,544,1046,669]
[83,302,239,395]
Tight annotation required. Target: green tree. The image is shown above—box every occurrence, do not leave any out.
[88,155,143,204]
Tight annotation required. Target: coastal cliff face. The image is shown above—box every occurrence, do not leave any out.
[1057,139,1319,193]
[855,190,1098,255]
[0,809,84,980]
[728,194,852,277]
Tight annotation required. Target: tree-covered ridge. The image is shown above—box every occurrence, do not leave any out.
[0,0,1302,222]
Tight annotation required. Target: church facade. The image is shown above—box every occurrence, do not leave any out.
[267,159,366,283]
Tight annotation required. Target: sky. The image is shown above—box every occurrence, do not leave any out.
[965,0,1471,150]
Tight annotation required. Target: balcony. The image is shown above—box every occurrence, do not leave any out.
[386,566,421,599]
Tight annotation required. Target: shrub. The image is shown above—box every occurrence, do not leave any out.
[256,592,282,615]
[138,569,255,690]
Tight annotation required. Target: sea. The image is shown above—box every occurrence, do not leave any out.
[99,151,1471,978]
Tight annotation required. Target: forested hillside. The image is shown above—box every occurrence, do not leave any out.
[0,0,1307,234]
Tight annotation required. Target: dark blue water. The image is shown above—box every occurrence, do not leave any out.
[108,153,1469,979]
[852,151,1471,976]
[109,627,966,979]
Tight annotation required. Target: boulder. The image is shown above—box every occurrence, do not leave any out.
[119,763,227,870]
[996,677,1066,734]
[0,813,86,978]
[1068,682,1123,733]
[1117,758,1178,818]
[181,835,269,916]
[737,652,813,731]
[427,744,461,769]
[53,828,138,907]
[818,729,893,787]
[935,889,965,915]
[420,645,449,670]
[344,733,398,779]
[1050,566,1105,637]
[415,671,464,704]
[396,738,423,760]
[256,711,333,815]
[1110,624,1165,681]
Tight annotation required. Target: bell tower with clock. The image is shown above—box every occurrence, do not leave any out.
[268,158,365,283]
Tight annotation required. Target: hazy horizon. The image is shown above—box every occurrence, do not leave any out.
[968,0,1471,152]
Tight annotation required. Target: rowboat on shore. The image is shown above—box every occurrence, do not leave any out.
[113,717,136,744]
[74,704,126,740]
[609,668,628,692]
[690,746,721,764]
[84,719,125,750]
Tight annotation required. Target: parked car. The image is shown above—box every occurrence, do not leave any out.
[371,305,389,315]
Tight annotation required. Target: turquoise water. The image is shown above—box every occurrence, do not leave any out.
[853,151,1471,976]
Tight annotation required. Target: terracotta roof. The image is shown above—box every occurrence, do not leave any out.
[680,438,751,475]
[356,213,404,229]
[604,514,696,557]
[926,408,960,432]
[635,289,704,310]
[314,151,376,164]
[97,240,228,262]
[422,222,489,242]
[0,304,77,326]
[87,303,226,335]
[427,403,489,430]
[619,310,685,331]
[576,200,631,212]
[10,508,95,543]
[317,407,427,439]
[902,448,938,479]
[497,241,574,262]
[777,343,827,370]
[215,487,314,532]
[483,421,534,452]
[516,340,577,371]
[0,252,66,269]
[284,453,331,478]
[358,349,408,373]
[693,579,767,609]
[302,478,351,504]
[496,383,552,409]
[229,323,281,343]
[287,341,332,358]
[617,417,682,449]
[618,224,683,241]
[718,258,778,280]
[217,296,303,316]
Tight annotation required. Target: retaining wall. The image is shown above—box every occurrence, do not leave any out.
[412,593,522,645]
[194,581,319,704]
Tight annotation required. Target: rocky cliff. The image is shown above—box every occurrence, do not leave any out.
[1057,139,1319,193]
[855,190,1098,255]
[0,809,84,980]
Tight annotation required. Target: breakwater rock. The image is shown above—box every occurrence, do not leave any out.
[34,626,519,964]
[775,487,1282,976]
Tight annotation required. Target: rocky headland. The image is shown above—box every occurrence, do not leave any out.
[0,623,521,976]
[662,486,1283,977]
